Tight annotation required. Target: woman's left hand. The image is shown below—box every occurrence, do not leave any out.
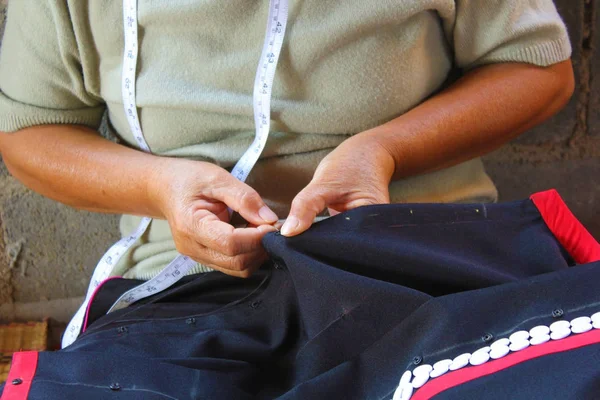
[280,132,396,237]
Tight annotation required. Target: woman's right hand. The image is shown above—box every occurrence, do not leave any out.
[1,125,278,278]
[148,158,279,278]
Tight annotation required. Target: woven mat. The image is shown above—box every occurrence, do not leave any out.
[0,321,48,382]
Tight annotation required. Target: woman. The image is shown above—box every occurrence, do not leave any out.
[0,0,574,280]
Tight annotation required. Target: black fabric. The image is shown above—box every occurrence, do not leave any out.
[3,198,599,400]
[83,270,270,330]
[280,200,575,296]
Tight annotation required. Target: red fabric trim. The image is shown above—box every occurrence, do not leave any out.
[1,351,38,400]
[82,276,123,333]
[531,189,600,264]
[412,328,600,400]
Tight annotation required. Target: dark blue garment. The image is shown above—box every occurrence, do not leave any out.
[2,198,599,399]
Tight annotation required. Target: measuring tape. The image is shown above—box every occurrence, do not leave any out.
[62,0,289,348]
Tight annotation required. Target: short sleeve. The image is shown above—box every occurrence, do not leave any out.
[452,0,572,70]
[0,0,104,133]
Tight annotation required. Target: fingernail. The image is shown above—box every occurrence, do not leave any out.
[280,216,299,236]
[257,225,277,233]
[258,206,278,223]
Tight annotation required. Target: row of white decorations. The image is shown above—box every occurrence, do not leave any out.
[393,312,600,400]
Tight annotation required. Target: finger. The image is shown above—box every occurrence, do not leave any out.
[194,211,275,256]
[175,230,268,277]
[215,206,231,223]
[203,250,269,278]
[209,174,278,225]
[281,183,330,237]
[252,220,284,230]
[327,197,386,214]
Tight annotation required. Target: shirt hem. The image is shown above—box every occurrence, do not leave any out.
[477,36,572,68]
[0,108,104,132]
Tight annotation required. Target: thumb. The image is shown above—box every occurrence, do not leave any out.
[281,184,329,237]
[210,174,278,226]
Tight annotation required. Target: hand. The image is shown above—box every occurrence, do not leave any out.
[148,158,279,278]
[280,132,396,236]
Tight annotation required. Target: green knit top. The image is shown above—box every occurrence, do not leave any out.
[0,0,571,279]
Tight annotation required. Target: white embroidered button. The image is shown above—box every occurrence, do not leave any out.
[529,325,550,337]
[393,383,413,400]
[392,387,402,400]
[509,339,530,352]
[571,322,593,334]
[412,373,429,389]
[509,330,530,342]
[399,370,412,387]
[550,328,571,340]
[399,383,414,400]
[393,314,600,399]
[413,364,433,376]
[529,334,550,345]
[571,316,592,327]
[433,359,452,370]
[393,371,413,400]
[490,338,510,350]
[430,365,449,379]
[550,320,570,332]
[449,353,471,371]
[490,345,510,359]
[469,349,491,366]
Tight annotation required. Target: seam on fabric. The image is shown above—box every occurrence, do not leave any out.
[379,298,600,399]
[277,252,348,341]
[422,300,600,363]
[80,269,272,337]
[411,328,600,400]
[30,379,177,399]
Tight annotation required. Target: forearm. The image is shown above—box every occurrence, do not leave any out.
[0,124,166,217]
[365,60,575,180]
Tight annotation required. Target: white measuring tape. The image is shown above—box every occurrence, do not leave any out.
[62,0,289,348]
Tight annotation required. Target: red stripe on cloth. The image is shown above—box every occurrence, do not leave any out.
[531,189,600,264]
[412,328,600,400]
[1,351,38,400]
